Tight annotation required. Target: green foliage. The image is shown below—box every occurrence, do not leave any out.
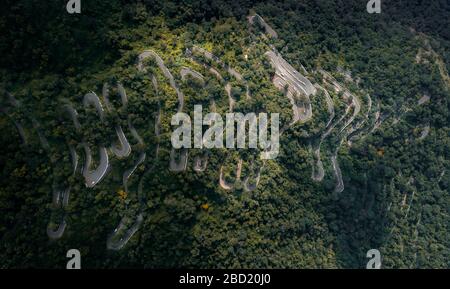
[0,0,448,268]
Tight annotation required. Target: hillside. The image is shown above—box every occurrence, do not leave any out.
[0,0,448,268]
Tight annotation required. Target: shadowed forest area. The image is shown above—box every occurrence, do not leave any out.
[0,0,448,268]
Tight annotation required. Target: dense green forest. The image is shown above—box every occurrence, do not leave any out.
[0,0,448,268]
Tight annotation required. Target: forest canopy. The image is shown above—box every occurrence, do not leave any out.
[0,0,448,269]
